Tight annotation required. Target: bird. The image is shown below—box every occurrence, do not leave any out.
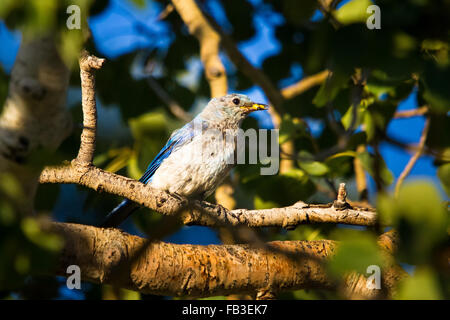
[101,93,267,228]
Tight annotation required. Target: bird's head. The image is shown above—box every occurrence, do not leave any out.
[201,93,268,123]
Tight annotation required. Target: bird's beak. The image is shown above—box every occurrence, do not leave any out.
[240,103,268,113]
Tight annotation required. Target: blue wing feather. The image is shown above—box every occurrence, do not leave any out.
[139,118,206,184]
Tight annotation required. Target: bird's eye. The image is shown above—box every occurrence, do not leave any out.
[232,98,240,105]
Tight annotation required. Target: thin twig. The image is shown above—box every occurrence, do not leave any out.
[394,117,431,197]
[393,106,428,119]
[146,76,192,122]
[281,70,330,100]
[354,144,368,201]
[75,52,105,166]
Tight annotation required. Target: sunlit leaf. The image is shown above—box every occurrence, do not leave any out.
[335,0,372,25]
[313,71,348,108]
[21,218,63,252]
[396,267,443,300]
[328,230,385,276]
[377,182,448,264]
[437,163,450,197]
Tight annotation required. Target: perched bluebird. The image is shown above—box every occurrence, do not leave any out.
[102,93,267,227]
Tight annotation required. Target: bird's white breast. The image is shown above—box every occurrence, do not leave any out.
[148,127,237,198]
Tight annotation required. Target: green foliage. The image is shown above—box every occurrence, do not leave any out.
[437,163,450,197]
[327,229,385,277]
[279,114,307,145]
[313,70,349,108]
[0,174,63,291]
[240,166,316,209]
[357,150,394,186]
[335,0,373,25]
[297,151,329,176]
[0,66,8,113]
[377,182,448,265]
[395,267,443,299]
[0,0,91,67]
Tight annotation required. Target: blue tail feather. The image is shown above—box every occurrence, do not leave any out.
[101,199,138,228]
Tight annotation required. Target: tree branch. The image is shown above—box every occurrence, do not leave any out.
[40,164,377,228]
[0,36,71,214]
[394,117,431,197]
[74,52,105,166]
[393,106,428,119]
[146,76,192,122]
[171,0,227,98]
[281,70,330,100]
[44,222,402,298]
[199,5,284,112]
[354,144,369,201]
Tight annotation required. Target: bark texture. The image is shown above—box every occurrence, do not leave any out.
[171,0,227,98]
[0,36,71,213]
[40,164,377,228]
[45,222,403,298]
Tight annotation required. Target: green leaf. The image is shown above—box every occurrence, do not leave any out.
[395,267,442,300]
[244,168,316,208]
[21,218,63,252]
[299,160,329,176]
[326,151,357,161]
[335,0,372,25]
[129,0,146,8]
[363,111,375,141]
[437,163,450,197]
[279,114,307,145]
[103,148,134,173]
[357,151,394,186]
[313,71,348,107]
[341,104,365,130]
[254,196,279,210]
[129,111,168,140]
[377,181,448,264]
[0,173,23,200]
[281,0,317,26]
[328,230,385,276]
[364,100,397,141]
[421,62,450,113]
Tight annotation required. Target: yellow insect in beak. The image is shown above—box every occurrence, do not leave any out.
[240,103,268,113]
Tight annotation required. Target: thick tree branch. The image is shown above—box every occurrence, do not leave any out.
[198,4,284,113]
[0,36,71,213]
[44,222,402,298]
[171,0,227,98]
